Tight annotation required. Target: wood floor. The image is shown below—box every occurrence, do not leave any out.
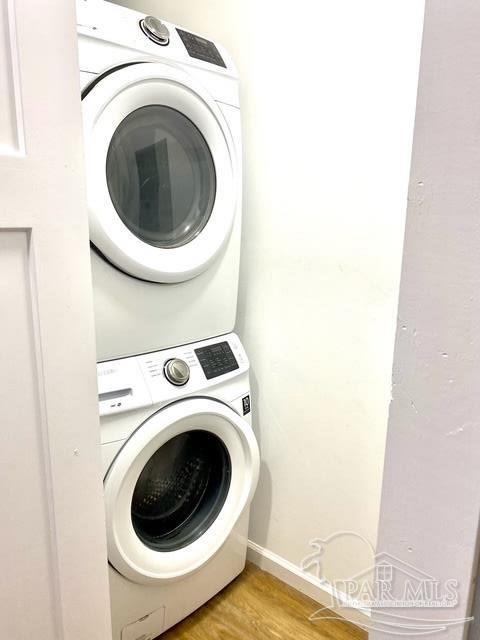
[160,563,367,640]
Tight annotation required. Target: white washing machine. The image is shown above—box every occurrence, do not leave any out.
[98,333,259,639]
[77,0,243,361]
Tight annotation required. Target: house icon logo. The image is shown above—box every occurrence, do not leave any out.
[301,532,472,636]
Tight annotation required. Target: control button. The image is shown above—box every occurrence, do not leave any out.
[140,16,170,45]
[164,358,190,386]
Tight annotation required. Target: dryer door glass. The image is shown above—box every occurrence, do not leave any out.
[106,105,216,249]
[131,430,231,551]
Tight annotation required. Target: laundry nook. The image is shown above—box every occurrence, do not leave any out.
[1,2,480,640]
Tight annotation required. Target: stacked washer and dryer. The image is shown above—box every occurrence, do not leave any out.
[77,2,259,638]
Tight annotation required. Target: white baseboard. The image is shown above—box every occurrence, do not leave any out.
[247,540,371,627]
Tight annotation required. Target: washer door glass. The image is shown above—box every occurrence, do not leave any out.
[106,105,216,249]
[131,430,231,551]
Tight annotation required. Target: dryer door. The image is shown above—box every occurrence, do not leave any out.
[104,398,259,584]
[82,62,237,283]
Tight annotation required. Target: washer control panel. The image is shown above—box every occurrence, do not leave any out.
[97,333,248,417]
[177,28,226,68]
[195,341,239,380]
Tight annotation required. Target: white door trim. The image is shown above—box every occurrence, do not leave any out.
[0,2,111,638]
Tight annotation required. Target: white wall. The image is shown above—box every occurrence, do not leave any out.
[113,0,424,586]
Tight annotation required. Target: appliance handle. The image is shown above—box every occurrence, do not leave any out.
[99,388,133,402]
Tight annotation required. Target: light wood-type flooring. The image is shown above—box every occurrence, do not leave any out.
[160,563,367,640]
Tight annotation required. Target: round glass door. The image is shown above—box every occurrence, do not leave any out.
[106,105,216,249]
[103,397,259,583]
[82,62,237,282]
[131,430,231,551]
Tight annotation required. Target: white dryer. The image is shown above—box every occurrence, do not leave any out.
[98,333,259,639]
[77,1,243,361]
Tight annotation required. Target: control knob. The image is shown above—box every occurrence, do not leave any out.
[163,358,190,386]
[140,16,170,45]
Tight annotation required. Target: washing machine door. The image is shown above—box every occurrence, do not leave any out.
[82,62,237,283]
[104,397,259,584]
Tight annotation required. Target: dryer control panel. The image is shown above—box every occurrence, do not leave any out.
[176,28,226,68]
[97,333,248,417]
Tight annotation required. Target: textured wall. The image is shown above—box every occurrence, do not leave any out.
[373,2,480,638]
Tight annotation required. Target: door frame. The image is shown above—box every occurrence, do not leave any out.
[0,1,111,638]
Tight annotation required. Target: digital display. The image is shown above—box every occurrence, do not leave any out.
[177,28,226,68]
[195,341,239,380]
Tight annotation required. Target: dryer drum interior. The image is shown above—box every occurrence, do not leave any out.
[131,430,232,552]
[106,104,217,250]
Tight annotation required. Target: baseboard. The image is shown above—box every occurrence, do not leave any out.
[247,540,371,627]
